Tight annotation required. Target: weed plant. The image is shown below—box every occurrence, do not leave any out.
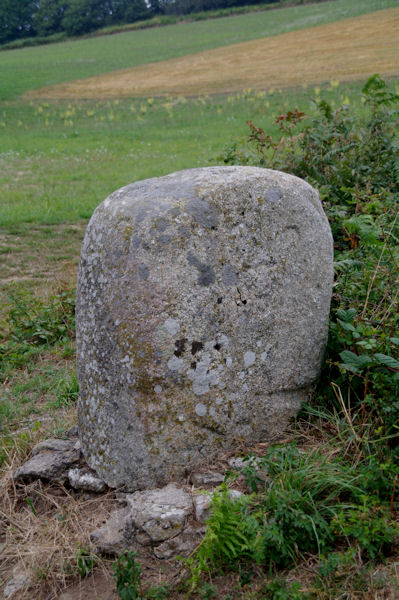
[113,551,169,600]
[0,286,75,379]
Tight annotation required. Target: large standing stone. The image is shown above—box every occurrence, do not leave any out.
[76,166,333,490]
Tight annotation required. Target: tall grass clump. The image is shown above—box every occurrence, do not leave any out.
[182,75,399,593]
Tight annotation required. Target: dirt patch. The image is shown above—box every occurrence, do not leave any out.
[57,570,118,600]
[27,8,399,100]
[0,222,87,299]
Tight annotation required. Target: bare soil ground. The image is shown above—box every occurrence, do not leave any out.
[27,8,399,100]
[0,223,87,295]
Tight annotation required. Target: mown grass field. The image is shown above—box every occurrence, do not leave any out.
[0,1,398,598]
[1,83,374,226]
[0,0,397,101]
[32,8,399,99]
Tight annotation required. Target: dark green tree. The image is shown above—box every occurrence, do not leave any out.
[123,0,150,22]
[0,0,37,44]
[61,0,108,35]
[33,0,70,36]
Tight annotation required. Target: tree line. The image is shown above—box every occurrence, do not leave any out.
[0,0,327,45]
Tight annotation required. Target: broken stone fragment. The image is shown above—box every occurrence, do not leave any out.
[31,438,80,456]
[68,466,107,492]
[89,483,193,555]
[191,471,225,486]
[125,483,192,542]
[154,524,205,559]
[90,507,132,554]
[193,493,212,523]
[13,438,80,484]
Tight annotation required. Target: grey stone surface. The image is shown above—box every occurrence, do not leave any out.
[191,471,225,486]
[154,524,205,559]
[89,483,193,554]
[31,438,78,456]
[125,483,192,542]
[193,493,212,523]
[68,467,107,492]
[3,564,32,599]
[76,166,333,490]
[13,440,80,483]
[90,507,132,554]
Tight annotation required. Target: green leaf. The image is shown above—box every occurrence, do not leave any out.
[339,350,373,373]
[374,354,399,370]
[337,319,357,332]
[336,308,356,322]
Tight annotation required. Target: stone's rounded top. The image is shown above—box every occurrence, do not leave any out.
[77,166,333,491]
[91,167,325,229]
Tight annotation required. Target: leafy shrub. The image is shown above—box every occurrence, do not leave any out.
[113,552,143,600]
[112,551,169,600]
[0,286,75,378]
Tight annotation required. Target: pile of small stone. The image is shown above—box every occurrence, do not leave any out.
[12,436,255,564]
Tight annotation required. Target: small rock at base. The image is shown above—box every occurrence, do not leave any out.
[125,483,192,542]
[68,467,107,492]
[90,508,132,554]
[31,438,77,456]
[191,472,225,486]
[3,564,32,599]
[13,441,80,484]
[154,524,205,559]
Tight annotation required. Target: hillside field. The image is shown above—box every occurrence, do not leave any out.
[31,8,399,99]
[0,0,397,100]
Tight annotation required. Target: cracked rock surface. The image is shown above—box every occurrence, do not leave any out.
[13,438,81,484]
[90,482,199,557]
[76,166,334,490]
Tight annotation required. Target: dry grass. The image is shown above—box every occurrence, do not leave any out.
[28,8,399,100]
[0,223,86,291]
[0,454,119,599]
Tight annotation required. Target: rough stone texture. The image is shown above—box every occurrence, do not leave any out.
[193,493,212,524]
[153,524,205,559]
[76,166,333,490]
[3,564,32,599]
[68,467,107,492]
[89,483,193,554]
[191,471,225,487]
[31,438,79,456]
[90,507,132,554]
[13,439,80,484]
[125,483,192,542]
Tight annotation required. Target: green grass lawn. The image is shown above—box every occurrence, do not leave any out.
[0,0,397,100]
[0,82,379,226]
